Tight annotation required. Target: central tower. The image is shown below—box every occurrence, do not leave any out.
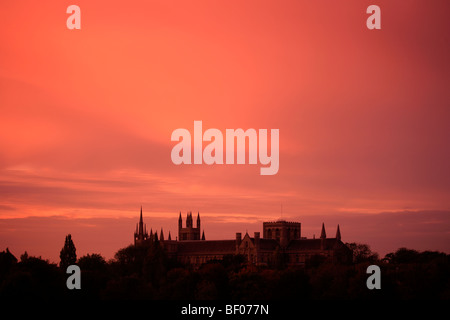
[263,220,301,247]
[178,211,203,241]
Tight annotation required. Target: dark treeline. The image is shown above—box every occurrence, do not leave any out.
[0,238,449,300]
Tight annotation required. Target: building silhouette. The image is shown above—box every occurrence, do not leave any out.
[134,206,149,245]
[134,208,352,267]
[178,211,204,241]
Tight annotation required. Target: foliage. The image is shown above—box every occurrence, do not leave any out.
[1,242,449,299]
[0,253,65,299]
[59,234,77,270]
[346,242,379,264]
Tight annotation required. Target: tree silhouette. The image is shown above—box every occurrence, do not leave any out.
[59,234,77,270]
[77,253,108,299]
[3,236,450,299]
[78,253,107,272]
[346,242,379,263]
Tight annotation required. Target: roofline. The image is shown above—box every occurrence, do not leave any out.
[263,221,301,225]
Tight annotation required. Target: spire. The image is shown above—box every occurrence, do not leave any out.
[186,212,193,228]
[197,211,201,229]
[320,223,326,250]
[320,223,326,239]
[336,224,341,241]
[201,230,205,240]
[135,206,149,245]
[168,231,172,241]
[138,206,144,236]
[160,228,164,241]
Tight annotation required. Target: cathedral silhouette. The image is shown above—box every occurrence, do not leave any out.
[134,207,352,267]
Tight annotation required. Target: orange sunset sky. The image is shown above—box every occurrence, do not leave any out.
[1,1,449,263]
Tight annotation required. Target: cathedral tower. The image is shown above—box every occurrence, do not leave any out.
[263,220,301,247]
[178,211,202,241]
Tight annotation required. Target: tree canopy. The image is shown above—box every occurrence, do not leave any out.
[59,234,77,270]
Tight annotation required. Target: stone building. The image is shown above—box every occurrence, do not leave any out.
[134,208,352,267]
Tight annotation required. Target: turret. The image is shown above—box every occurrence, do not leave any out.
[336,224,341,241]
[186,212,193,228]
[320,223,326,250]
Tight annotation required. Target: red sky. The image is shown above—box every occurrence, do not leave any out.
[1,1,449,263]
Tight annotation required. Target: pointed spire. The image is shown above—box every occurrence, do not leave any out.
[197,211,201,228]
[336,224,341,241]
[186,211,193,228]
[320,223,326,239]
[138,206,144,236]
[320,223,326,250]
[160,228,164,241]
[168,231,172,241]
[201,230,205,240]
